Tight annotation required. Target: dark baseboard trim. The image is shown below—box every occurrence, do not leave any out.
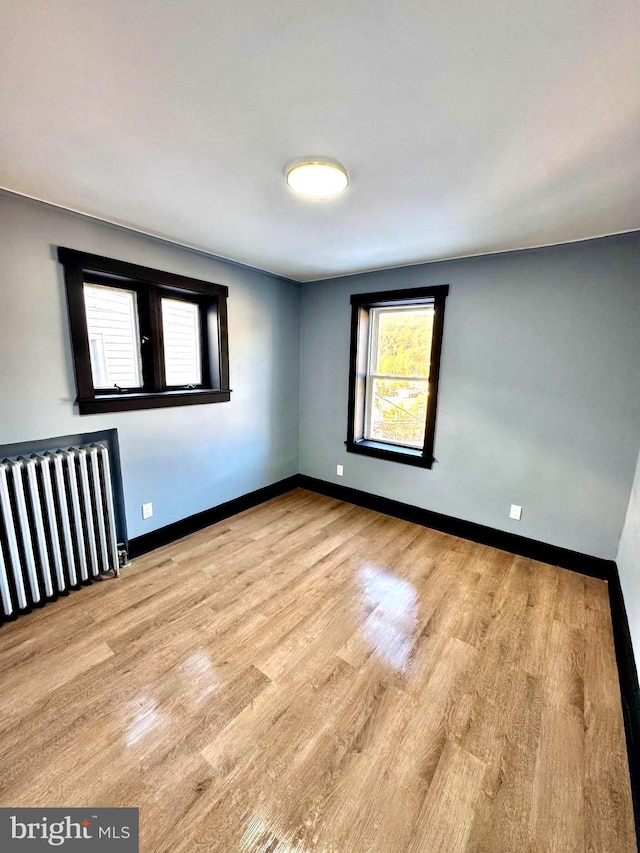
[299,475,639,840]
[608,564,640,843]
[130,471,615,578]
[127,470,637,842]
[297,475,615,580]
[129,475,300,558]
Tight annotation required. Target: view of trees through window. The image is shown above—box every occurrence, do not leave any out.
[366,306,434,448]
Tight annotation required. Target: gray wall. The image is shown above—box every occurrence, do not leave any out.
[0,192,300,539]
[618,449,640,660]
[299,234,640,559]
[1,190,638,565]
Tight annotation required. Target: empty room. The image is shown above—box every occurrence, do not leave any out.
[1,1,639,851]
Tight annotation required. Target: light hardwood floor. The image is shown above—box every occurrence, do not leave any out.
[0,489,635,852]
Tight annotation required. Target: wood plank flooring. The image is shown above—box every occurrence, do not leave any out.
[0,488,635,852]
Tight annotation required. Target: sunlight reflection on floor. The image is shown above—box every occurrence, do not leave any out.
[125,695,169,747]
[358,565,418,671]
[241,812,337,853]
[177,648,220,707]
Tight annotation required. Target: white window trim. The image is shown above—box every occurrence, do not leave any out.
[363,304,433,450]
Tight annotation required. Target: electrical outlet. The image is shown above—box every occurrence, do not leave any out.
[510,504,522,521]
[142,502,153,520]
[336,464,344,476]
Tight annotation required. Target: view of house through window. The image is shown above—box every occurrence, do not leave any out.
[161,297,202,387]
[60,246,230,414]
[84,283,143,389]
[365,306,433,448]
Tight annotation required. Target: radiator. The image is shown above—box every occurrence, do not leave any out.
[0,443,120,622]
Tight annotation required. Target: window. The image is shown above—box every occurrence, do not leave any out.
[59,248,230,414]
[84,284,143,389]
[161,297,202,387]
[346,286,448,468]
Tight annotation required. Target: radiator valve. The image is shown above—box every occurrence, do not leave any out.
[117,544,131,573]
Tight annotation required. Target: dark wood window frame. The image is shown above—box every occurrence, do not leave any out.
[346,285,449,469]
[58,247,230,414]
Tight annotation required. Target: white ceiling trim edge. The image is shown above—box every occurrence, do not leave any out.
[304,230,640,283]
[2,185,637,285]
[0,186,298,284]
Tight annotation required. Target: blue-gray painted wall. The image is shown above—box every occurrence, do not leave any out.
[299,234,640,559]
[1,191,639,565]
[0,192,300,539]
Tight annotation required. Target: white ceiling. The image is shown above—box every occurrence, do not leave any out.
[1,0,639,282]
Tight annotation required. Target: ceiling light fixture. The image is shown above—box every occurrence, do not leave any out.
[285,158,349,199]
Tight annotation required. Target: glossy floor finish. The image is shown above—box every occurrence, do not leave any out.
[0,489,635,852]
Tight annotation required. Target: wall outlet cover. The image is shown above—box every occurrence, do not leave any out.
[336,464,344,476]
[510,504,522,521]
[142,502,154,520]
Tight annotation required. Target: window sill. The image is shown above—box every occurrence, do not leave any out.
[77,389,231,414]
[346,438,434,468]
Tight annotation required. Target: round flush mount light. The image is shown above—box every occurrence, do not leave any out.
[285,158,349,199]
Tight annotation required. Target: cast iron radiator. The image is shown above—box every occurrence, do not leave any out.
[0,443,120,623]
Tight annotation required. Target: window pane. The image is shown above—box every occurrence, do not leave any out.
[83,284,143,389]
[372,307,433,378]
[161,298,202,387]
[366,378,428,448]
